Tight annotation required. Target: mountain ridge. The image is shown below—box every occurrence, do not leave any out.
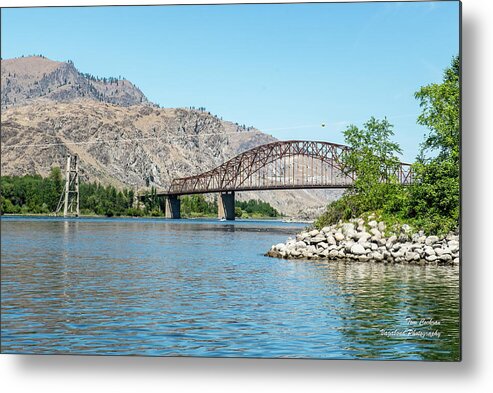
[1,55,151,108]
[0,56,342,217]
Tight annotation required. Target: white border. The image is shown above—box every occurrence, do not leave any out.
[1,1,492,392]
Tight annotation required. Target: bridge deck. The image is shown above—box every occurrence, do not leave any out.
[156,183,351,197]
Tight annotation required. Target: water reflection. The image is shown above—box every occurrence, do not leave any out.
[1,217,459,359]
[299,261,460,360]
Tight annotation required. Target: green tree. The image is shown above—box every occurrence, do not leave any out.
[47,167,63,210]
[127,189,135,209]
[235,199,279,218]
[341,117,403,212]
[316,56,460,235]
[408,56,460,233]
[315,118,405,228]
[415,56,460,162]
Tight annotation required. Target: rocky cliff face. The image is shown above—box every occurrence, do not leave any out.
[1,100,272,188]
[0,56,342,217]
[1,56,150,108]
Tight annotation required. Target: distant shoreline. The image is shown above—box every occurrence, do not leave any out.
[0,213,311,224]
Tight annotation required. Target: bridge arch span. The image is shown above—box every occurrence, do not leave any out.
[165,140,412,196]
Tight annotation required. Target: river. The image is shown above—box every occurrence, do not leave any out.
[0,216,460,360]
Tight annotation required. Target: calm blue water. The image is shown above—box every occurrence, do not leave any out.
[1,216,460,360]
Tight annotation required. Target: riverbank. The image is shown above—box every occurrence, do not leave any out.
[266,215,459,265]
[0,213,304,222]
[1,213,147,219]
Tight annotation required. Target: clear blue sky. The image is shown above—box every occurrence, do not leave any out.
[1,1,459,162]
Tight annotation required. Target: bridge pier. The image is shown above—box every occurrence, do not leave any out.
[165,195,181,219]
[218,191,235,220]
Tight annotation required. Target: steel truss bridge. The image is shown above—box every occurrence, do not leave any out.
[155,140,413,220]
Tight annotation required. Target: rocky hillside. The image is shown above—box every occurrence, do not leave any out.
[1,56,150,108]
[0,56,343,217]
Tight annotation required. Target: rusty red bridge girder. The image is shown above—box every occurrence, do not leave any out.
[159,140,413,197]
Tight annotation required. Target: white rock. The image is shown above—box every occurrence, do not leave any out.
[346,229,357,240]
[359,242,371,250]
[405,251,418,261]
[286,239,296,246]
[386,235,397,248]
[425,255,437,262]
[442,247,452,255]
[298,232,310,241]
[345,241,355,252]
[308,229,320,237]
[295,241,307,249]
[306,245,317,254]
[376,238,387,246]
[440,254,453,262]
[448,240,460,253]
[329,249,339,258]
[424,246,435,256]
[425,236,440,246]
[368,220,378,228]
[327,235,337,245]
[435,248,445,256]
[378,221,386,232]
[350,243,367,255]
[370,228,381,237]
[372,251,384,261]
[341,223,355,234]
[319,248,329,257]
[334,232,345,242]
[399,245,411,255]
[275,243,286,252]
[310,235,326,243]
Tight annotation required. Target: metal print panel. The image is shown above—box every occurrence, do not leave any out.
[0,1,461,360]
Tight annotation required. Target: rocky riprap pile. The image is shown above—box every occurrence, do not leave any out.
[266,217,459,265]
